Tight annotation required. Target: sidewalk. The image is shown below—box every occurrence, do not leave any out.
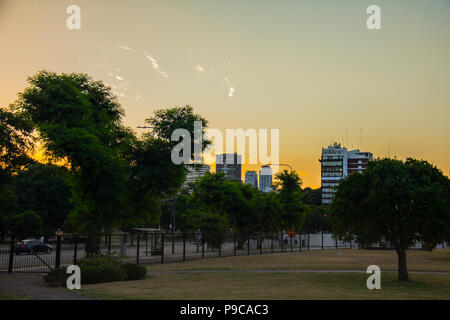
[0,273,95,300]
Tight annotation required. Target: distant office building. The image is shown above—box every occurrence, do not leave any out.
[259,165,273,192]
[184,164,210,188]
[245,171,258,188]
[320,143,373,205]
[216,153,242,181]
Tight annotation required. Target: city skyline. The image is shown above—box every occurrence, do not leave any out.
[1,0,450,188]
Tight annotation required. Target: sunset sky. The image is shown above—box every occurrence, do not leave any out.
[1,0,449,188]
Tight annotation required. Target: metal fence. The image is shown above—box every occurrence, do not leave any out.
[0,232,356,273]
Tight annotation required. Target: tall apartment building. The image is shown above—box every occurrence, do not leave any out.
[320,143,373,205]
[245,171,258,188]
[185,164,211,185]
[216,153,242,181]
[259,165,273,192]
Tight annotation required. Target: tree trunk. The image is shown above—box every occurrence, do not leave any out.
[396,247,409,282]
[85,235,101,257]
[237,236,245,249]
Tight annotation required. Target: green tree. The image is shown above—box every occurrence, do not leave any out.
[329,158,450,282]
[145,105,211,161]
[6,210,43,236]
[186,211,228,250]
[252,191,282,233]
[225,182,259,237]
[274,170,309,232]
[190,172,234,216]
[0,170,18,238]
[302,187,322,206]
[0,106,35,238]
[14,163,73,234]
[125,135,186,228]
[0,106,35,171]
[17,71,133,254]
[303,205,331,233]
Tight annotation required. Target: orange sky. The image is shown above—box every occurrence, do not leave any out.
[1,0,449,188]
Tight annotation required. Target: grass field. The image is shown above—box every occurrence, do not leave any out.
[0,289,29,300]
[78,249,450,300]
[146,249,450,272]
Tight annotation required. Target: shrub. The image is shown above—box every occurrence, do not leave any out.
[43,255,147,286]
[78,255,126,284]
[43,267,68,287]
[121,263,147,280]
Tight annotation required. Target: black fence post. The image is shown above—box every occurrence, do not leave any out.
[202,233,205,258]
[161,233,165,264]
[233,232,236,256]
[299,233,302,251]
[281,233,284,253]
[259,233,262,254]
[350,239,353,249]
[183,233,186,262]
[321,232,324,250]
[247,234,250,255]
[335,237,338,250]
[172,232,175,255]
[108,234,111,253]
[291,234,293,252]
[271,234,273,253]
[307,233,310,251]
[55,235,62,269]
[136,233,140,264]
[73,236,78,265]
[8,234,15,273]
[219,242,221,257]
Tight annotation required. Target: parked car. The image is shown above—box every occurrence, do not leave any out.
[14,239,52,255]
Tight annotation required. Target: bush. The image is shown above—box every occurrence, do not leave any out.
[121,263,147,280]
[43,255,147,286]
[78,255,126,284]
[43,267,68,287]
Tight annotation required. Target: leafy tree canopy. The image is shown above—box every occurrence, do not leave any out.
[145,105,211,162]
[14,163,73,234]
[0,106,35,171]
[274,170,309,231]
[6,210,43,236]
[329,158,450,281]
[17,71,132,234]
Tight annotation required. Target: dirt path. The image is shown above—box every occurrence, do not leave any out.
[0,273,95,300]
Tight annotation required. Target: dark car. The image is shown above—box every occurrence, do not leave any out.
[14,239,52,255]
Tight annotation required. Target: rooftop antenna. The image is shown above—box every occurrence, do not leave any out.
[388,143,390,158]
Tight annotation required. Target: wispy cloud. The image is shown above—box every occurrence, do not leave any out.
[144,52,170,81]
[195,65,205,74]
[120,45,131,51]
[225,77,235,97]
